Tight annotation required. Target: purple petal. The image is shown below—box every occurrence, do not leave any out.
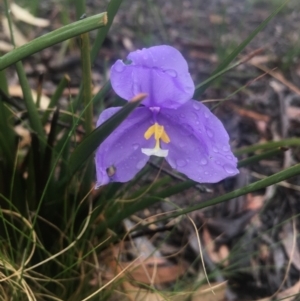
[95,107,154,187]
[157,100,239,183]
[110,45,194,109]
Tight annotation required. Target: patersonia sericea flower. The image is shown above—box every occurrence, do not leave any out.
[95,45,239,187]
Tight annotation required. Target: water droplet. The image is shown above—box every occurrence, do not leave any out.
[206,128,214,138]
[136,160,145,169]
[222,145,230,152]
[200,158,207,165]
[223,164,236,174]
[132,143,140,150]
[212,146,218,153]
[204,171,209,175]
[180,113,185,118]
[226,155,233,160]
[165,69,177,77]
[132,81,140,95]
[181,123,194,134]
[168,157,176,168]
[142,51,148,60]
[176,159,187,167]
[204,111,209,118]
[184,85,193,93]
[193,112,199,122]
[114,62,125,72]
[193,102,200,110]
[215,160,221,165]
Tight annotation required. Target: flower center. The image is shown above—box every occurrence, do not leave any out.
[141,123,170,157]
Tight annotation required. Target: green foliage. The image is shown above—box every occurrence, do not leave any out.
[0,0,298,300]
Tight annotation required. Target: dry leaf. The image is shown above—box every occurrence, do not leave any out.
[209,14,228,24]
[9,85,50,109]
[0,40,14,52]
[287,106,300,121]
[120,282,169,301]
[248,55,277,65]
[11,3,50,27]
[276,280,300,301]
[120,257,188,285]
[14,125,31,148]
[2,17,28,46]
[229,103,270,122]
[202,227,229,265]
[245,194,265,211]
[251,63,300,95]
[280,223,300,271]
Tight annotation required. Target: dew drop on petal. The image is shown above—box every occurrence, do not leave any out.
[200,158,207,165]
[226,155,233,160]
[132,143,140,150]
[114,62,125,72]
[215,160,221,165]
[223,164,236,174]
[193,102,200,110]
[204,111,209,118]
[180,113,185,118]
[176,159,187,167]
[136,160,145,169]
[206,128,214,138]
[168,157,176,168]
[193,112,199,122]
[142,52,148,60]
[223,145,230,152]
[204,171,209,175]
[165,69,177,77]
[132,81,140,95]
[212,146,218,153]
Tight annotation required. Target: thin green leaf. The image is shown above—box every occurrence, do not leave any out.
[16,62,45,141]
[237,147,287,168]
[0,13,107,70]
[136,162,300,231]
[68,94,146,177]
[42,74,70,125]
[194,0,288,97]
[90,0,123,63]
[235,138,300,156]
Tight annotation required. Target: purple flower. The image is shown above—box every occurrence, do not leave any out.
[95,45,239,187]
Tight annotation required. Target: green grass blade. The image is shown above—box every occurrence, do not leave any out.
[79,32,93,135]
[68,94,145,177]
[138,162,300,230]
[237,148,287,168]
[42,74,70,125]
[90,0,123,63]
[15,62,46,142]
[0,73,15,165]
[194,0,288,97]
[0,13,107,71]
[235,138,300,155]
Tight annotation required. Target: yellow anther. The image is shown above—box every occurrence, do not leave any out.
[144,123,170,143]
[142,122,170,157]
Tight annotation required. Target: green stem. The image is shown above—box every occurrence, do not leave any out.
[0,13,107,71]
[42,74,70,125]
[90,0,123,63]
[4,0,45,142]
[80,33,93,135]
[235,138,300,156]
[135,163,300,231]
